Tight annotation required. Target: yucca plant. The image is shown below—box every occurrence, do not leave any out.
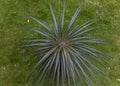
[23,2,110,86]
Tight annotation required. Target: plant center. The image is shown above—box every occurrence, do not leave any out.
[59,41,66,48]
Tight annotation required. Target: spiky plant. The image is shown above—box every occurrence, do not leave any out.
[23,3,110,86]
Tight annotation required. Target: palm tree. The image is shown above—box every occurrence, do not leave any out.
[23,2,110,86]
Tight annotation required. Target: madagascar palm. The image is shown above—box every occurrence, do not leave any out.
[23,3,110,86]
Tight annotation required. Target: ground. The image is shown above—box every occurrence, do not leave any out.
[0,0,120,86]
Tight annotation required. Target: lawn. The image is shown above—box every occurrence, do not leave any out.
[0,0,120,86]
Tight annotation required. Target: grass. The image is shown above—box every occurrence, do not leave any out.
[0,0,120,86]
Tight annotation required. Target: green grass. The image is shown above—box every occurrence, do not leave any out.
[0,0,120,86]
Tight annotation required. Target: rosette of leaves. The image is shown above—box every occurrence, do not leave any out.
[23,3,110,86]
